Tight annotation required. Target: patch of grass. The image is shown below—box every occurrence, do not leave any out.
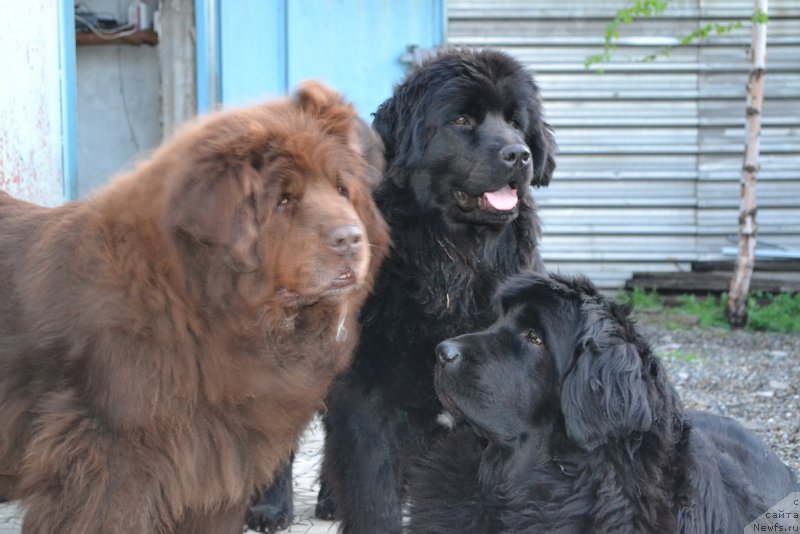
[623,288,800,334]
[628,286,663,310]
[673,294,728,329]
[662,349,703,364]
[747,291,800,333]
[661,320,687,331]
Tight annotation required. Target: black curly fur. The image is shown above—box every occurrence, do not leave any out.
[406,273,799,533]
[319,48,557,534]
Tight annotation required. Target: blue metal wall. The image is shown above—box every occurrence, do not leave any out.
[197,0,445,119]
[286,0,445,118]
[58,0,77,200]
[219,0,287,106]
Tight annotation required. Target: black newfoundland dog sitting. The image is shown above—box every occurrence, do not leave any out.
[317,48,557,533]
[408,273,799,533]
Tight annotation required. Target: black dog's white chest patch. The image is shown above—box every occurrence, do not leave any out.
[436,411,457,429]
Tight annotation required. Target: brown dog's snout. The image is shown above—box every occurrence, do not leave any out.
[436,340,462,366]
[500,144,531,167]
[326,224,363,257]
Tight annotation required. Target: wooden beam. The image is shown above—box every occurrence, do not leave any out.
[626,271,800,293]
[691,259,800,273]
[76,30,158,47]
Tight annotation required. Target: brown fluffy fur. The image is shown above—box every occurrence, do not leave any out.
[0,82,389,534]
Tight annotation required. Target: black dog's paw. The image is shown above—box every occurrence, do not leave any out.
[247,459,294,532]
[314,480,336,520]
[245,502,294,533]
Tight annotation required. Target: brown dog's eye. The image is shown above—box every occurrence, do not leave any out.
[525,329,543,345]
[453,115,472,126]
[277,196,291,209]
[337,185,349,199]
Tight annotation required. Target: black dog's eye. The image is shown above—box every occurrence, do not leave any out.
[453,115,472,127]
[524,329,543,345]
[510,119,523,130]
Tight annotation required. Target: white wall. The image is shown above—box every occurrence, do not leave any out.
[76,45,162,196]
[76,0,162,198]
[0,1,67,206]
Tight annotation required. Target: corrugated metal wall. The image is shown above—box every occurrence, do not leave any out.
[448,0,800,288]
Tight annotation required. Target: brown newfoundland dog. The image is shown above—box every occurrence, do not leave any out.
[0,82,389,534]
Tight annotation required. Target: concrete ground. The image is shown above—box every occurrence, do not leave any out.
[0,418,337,533]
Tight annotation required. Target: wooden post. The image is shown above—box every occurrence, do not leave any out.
[726,0,768,328]
[158,0,197,139]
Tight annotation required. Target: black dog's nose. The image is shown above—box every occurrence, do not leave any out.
[436,340,461,365]
[500,144,531,167]
[326,224,363,257]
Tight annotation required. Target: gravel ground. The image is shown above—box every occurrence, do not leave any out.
[636,311,800,472]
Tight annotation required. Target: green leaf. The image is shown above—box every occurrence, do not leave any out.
[584,0,757,71]
[752,10,769,24]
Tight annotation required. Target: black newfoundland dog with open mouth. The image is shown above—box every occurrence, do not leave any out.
[407,273,799,533]
[313,49,557,533]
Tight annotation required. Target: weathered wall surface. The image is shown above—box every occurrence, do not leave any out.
[75,0,162,198]
[0,1,66,206]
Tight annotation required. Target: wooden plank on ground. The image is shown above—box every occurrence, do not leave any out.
[626,270,800,293]
[690,259,800,273]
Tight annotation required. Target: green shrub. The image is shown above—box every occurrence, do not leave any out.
[624,288,800,334]
[674,294,728,329]
[628,286,663,310]
[747,291,800,333]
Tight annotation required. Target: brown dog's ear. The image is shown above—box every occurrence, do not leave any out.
[166,163,261,273]
[295,81,385,189]
[294,80,356,140]
[560,317,652,451]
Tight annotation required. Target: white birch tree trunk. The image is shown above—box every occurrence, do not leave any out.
[726,0,768,327]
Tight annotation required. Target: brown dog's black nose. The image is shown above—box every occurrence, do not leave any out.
[500,144,531,167]
[436,340,461,365]
[326,224,363,257]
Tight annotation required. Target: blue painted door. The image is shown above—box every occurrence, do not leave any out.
[198,0,445,119]
[286,0,445,119]
[59,0,77,201]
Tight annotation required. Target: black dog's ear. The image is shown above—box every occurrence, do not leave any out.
[350,116,386,191]
[372,96,413,187]
[527,120,556,187]
[372,98,399,155]
[560,327,652,451]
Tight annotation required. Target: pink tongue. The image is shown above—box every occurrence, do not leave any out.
[483,186,518,211]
